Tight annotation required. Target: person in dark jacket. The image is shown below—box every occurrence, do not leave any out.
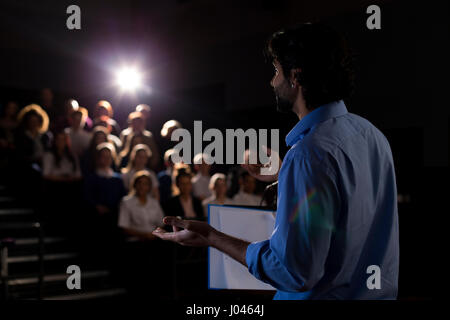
[162,166,204,220]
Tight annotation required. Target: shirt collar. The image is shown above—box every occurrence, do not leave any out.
[285,100,348,147]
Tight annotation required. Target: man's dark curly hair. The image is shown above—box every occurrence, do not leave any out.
[265,22,355,110]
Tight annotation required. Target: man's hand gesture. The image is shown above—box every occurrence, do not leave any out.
[152,216,214,247]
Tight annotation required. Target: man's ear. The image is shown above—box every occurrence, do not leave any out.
[289,68,302,87]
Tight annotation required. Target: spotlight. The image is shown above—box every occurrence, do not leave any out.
[115,67,142,92]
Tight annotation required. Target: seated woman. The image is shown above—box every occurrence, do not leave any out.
[202,173,233,216]
[83,142,126,265]
[118,170,164,241]
[80,126,118,175]
[117,170,170,298]
[162,165,204,220]
[64,106,91,158]
[42,131,82,227]
[232,171,265,206]
[42,131,81,182]
[121,144,159,200]
[116,132,145,169]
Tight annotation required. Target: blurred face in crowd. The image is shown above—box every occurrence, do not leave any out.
[96,118,112,133]
[96,106,109,118]
[70,112,82,130]
[134,150,148,169]
[177,175,192,196]
[5,101,18,117]
[27,114,42,134]
[131,117,145,133]
[135,176,151,198]
[97,148,113,169]
[54,132,67,151]
[214,178,227,198]
[242,174,256,194]
[94,132,107,146]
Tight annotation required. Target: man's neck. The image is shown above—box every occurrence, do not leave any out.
[292,94,310,120]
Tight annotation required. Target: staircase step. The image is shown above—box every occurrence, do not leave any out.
[7,252,79,264]
[42,288,128,300]
[0,222,42,239]
[0,208,34,215]
[13,237,65,246]
[8,270,110,286]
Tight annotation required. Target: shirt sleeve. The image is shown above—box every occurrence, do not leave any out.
[246,152,340,292]
[118,198,131,229]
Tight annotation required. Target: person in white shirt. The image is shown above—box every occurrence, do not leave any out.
[232,171,264,206]
[191,153,212,201]
[121,144,160,200]
[202,173,233,216]
[118,170,165,241]
[65,107,91,158]
[117,170,168,298]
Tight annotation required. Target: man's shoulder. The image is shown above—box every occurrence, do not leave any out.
[285,113,371,166]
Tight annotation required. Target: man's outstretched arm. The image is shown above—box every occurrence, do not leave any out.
[152,216,250,267]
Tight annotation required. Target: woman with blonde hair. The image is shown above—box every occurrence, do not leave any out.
[80,126,115,175]
[14,104,51,202]
[121,143,160,200]
[15,104,51,167]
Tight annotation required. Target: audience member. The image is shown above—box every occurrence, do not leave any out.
[232,171,264,206]
[157,148,176,203]
[202,173,233,216]
[191,153,213,201]
[119,111,160,169]
[162,165,204,220]
[121,144,160,200]
[93,100,121,137]
[118,170,164,240]
[64,107,91,158]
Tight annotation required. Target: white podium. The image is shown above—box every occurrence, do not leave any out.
[208,204,276,290]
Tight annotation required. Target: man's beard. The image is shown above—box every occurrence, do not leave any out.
[274,81,295,113]
[275,94,294,113]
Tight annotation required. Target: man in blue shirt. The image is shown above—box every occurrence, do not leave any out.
[153,23,399,300]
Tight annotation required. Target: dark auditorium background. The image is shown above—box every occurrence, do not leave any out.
[0,0,446,301]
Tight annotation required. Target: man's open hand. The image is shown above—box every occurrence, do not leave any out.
[152,216,215,247]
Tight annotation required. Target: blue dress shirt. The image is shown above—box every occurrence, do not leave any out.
[246,100,399,299]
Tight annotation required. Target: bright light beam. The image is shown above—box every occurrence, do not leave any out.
[115,67,142,92]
